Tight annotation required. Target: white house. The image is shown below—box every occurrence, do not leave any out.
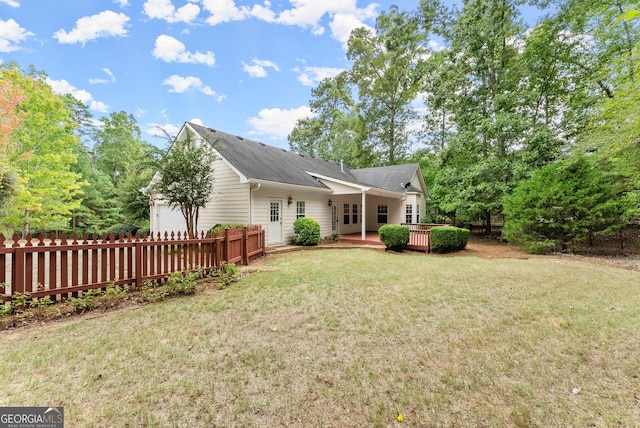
[150,122,429,246]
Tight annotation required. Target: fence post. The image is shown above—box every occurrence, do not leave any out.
[224,228,230,264]
[135,239,143,289]
[242,226,248,265]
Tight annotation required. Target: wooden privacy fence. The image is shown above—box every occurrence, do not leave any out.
[0,226,265,302]
[401,223,450,252]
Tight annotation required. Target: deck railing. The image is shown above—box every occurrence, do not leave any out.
[0,226,265,302]
[401,223,450,253]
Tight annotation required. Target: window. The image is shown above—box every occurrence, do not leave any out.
[296,201,305,219]
[352,204,358,224]
[344,203,350,225]
[270,202,279,222]
[377,205,388,224]
[405,204,413,224]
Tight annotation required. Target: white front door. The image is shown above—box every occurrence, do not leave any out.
[268,199,283,245]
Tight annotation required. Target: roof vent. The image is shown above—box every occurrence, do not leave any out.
[299,153,305,157]
[259,142,265,146]
[281,148,287,152]
[208,128,216,132]
[236,136,244,140]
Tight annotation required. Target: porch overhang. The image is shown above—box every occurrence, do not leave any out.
[306,171,405,240]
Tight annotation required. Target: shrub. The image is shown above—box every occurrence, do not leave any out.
[430,226,470,253]
[209,223,245,235]
[291,218,321,246]
[378,225,410,251]
[503,156,633,251]
[523,240,556,255]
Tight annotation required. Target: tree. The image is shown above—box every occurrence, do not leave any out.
[580,81,640,214]
[93,111,146,187]
[425,0,528,233]
[347,6,429,165]
[288,72,373,167]
[0,77,24,210]
[0,64,85,235]
[503,156,633,251]
[152,129,218,237]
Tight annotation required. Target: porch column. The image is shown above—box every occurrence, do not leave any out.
[361,191,366,240]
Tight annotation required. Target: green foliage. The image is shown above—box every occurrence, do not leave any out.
[288,72,372,167]
[1,64,85,235]
[209,223,244,235]
[503,156,633,251]
[291,217,321,246]
[430,226,470,253]
[347,6,428,165]
[219,262,241,288]
[378,224,410,251]
[106,223,140,235]
[164,272,198,296]
[10,292,31,314]
[523,240,556,255]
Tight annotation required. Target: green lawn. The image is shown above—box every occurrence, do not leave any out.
[1,249,639,427]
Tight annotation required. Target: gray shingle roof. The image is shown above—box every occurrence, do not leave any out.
[352,164,422,194]
[188,122,422,195]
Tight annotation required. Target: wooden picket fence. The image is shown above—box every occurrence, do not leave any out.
[0,226,265,302]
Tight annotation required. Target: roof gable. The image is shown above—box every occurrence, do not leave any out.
[186,122,426,196]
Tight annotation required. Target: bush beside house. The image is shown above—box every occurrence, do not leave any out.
[378,224,410,251]
[430,226,470,253]
[291,218,321,246]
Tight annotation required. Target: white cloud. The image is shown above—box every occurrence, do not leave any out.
[113,0,129,7]
[248,105,313,140]
[152,35,215,66]
[46,77,109,113]
[0,0,19,6]
[143,0,200,23]
[53,11,129,45]
[295,66,344,86]
[88,68,116,84]
[428,39,445,52]
[200,0,377,43]
[201,0,251,25]
[277,0,377,41]
[242,58,280,78]
[161,74,224,100]
[329,9,376,49]
[146,122,180,138]
[0,18,33,52]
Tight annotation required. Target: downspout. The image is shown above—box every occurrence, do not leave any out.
[250,183,261,225]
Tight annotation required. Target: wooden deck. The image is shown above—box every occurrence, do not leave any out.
[341,228,431,252]
[339,232,384,246]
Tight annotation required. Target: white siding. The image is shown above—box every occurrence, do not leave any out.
[364,195,402,231]
[151,157,250,235]
[198,157,250,230]
[251,185,333,245]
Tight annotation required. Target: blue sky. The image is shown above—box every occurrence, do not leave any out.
[1,0,546,149]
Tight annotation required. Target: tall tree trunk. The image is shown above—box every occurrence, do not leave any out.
[484,210,492,236]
